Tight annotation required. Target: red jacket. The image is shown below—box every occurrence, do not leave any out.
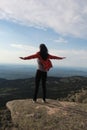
[23,52,63,71]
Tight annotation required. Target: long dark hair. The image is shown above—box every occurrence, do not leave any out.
[39,44,48,60]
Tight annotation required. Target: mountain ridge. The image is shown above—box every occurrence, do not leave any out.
[0,76,87,130]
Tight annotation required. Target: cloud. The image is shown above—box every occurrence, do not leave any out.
[0,46,38,64]
[10,44,87,64]
[0,0,87,38]
[50,49,87,67]
[10,44,38,52]
[54,37,68,43]
[0,44,87,67]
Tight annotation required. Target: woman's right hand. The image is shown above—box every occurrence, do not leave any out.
[19,57,25,60]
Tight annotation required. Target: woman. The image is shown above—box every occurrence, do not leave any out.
[20,44,66,103]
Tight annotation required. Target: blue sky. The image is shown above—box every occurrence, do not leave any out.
[0,0,87,68]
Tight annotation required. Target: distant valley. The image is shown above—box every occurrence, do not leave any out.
[0,64,87,80]
[0,76,87,107]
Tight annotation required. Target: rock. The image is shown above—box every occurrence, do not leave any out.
[6,99,87,130]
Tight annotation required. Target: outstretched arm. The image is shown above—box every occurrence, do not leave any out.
[19,53,38,60]
[48,54,66,60]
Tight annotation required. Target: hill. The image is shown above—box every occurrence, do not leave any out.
[0,76,87,130]
[0,76,87,107]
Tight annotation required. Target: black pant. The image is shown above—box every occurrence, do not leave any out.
[33,69,47,101]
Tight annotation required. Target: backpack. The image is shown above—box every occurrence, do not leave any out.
[39,55,52,71]
[42,59,52,71]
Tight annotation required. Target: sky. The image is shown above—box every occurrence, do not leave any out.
[0,0,87,68]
